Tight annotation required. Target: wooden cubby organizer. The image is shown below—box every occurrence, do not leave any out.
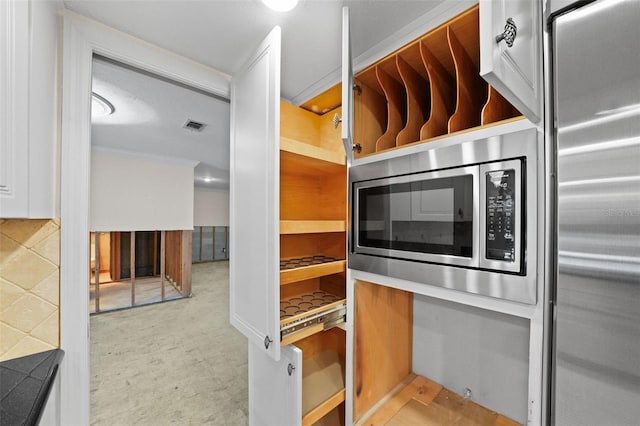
[354,280,522,426]
[353,4,522,157]
[279,101,347,425]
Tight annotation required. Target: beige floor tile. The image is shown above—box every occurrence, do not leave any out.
[90,261,248,425]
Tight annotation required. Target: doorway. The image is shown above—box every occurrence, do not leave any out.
[59,14,231,423]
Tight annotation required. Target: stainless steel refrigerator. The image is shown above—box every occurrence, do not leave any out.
[552,0,640,424]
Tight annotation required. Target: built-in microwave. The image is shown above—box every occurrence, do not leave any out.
[349,125,540,304]
[355,158,522,273]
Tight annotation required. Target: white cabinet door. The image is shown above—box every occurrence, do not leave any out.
[249,343,302,426]
[341,6,355,165]
[480,0,542,122]
[0,0,29,217]
[230,26,281,361]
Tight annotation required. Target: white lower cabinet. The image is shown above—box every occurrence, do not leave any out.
[249,343,301,426]
[249,328,346,426]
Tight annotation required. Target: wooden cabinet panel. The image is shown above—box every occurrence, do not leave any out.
[352,4,524,157]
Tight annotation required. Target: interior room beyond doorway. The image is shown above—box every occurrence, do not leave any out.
[89,230,191,313]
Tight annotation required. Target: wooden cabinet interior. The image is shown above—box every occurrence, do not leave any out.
[353,5,523,157]
[353,280,523,425]
[297,328,346,426]
[278,100,347,425]
[354,280,413,422]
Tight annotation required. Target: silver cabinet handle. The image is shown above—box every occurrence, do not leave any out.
[264,335,272,349]
[333,113,342,129]
[287,363,295,376]
[495,18,517,48]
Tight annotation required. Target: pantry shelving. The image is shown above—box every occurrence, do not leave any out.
[352,5,523,157]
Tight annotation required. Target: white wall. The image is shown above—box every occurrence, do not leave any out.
[90,148,196,231]
[194,187,229,226]
[412,294,530,424]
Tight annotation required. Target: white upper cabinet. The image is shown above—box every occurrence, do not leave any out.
[1,0,59,218]
[480,0,542,122]
[341,6,355,165]
[1,0,30,217]
[229,26,282,361]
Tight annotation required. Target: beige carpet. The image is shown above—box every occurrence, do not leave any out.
[90,261,248,425]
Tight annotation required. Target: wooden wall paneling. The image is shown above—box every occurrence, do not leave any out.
[354,280,413,422]
[97,232,110,273]
[419,27,456,140]
[375,60,406,152]
[181,230,192,296]
[396,44,430,146]
[447,6,487,133]
[153,231,158,276]
[160,230,166,301]
[165,230,177,290]
[110,232,121,281]
[161,230,191,296]
[130,231,135,306]
[94,232,100,313]
[353,68,387,157]
[481,85,522,125]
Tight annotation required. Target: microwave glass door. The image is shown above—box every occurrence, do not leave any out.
[356,167,477,261]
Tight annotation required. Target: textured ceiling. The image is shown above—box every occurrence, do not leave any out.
[91,57,231,189]
[65,0,446,103]
[73,0,453,189]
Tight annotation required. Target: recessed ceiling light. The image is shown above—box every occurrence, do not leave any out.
[262,0,298,12]
[91,92,115,117]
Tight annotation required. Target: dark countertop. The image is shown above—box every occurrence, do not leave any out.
[0,349,64,426]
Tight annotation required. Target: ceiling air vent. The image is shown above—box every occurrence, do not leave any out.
[183,119,206,132]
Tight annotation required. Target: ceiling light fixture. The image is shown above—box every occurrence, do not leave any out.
[262,0,298,12]
[91,92,115,117]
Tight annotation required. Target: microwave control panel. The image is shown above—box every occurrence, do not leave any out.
[486,169,516,262]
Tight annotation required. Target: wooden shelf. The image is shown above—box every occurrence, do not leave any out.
[281,137,345,166]
[280,258,346,285]
[303,389,345,426]
[358,375,520,426]
[302,350,346,425]
[280,220,346,235]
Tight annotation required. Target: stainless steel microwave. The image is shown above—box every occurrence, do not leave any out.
[349,125,541,304]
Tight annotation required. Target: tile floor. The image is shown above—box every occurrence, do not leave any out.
[90,261,248,425]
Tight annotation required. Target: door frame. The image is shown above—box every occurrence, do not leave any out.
[59,11,229,424]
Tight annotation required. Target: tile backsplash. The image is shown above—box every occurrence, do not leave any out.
[0,219,60,361]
